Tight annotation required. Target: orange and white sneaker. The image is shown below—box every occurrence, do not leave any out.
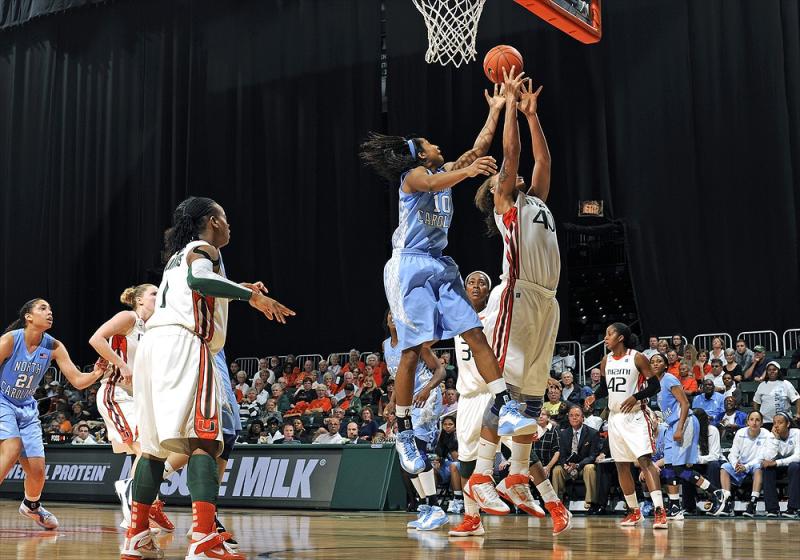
[496,474,545,518]
[464,474,510,515]
[448,514,485,537]
[186,532,245,560]
[652,506,668,529]
[148,500,175,532]
[544,501,572,535]
[120,530,164,559]
[620,507,643,527]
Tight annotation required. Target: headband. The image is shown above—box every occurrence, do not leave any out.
[774,411,792,424]
[466,270,493,291]
[407,139,417,159]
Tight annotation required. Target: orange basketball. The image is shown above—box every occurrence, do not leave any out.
[483,45,524,84]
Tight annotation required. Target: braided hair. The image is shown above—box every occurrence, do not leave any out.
[693,408,710,456]
[162,197,218,263]
[4,299,43,333]
[474,176,500,237]
[359,132,422,183]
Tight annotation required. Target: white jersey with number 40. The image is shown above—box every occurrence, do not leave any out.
[146,240,229,354]
[605,349,644,413]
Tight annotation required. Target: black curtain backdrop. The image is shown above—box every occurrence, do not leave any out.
[0,0,798,365]
[0,0,108,30]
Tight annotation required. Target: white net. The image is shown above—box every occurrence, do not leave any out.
[411,0,487,67]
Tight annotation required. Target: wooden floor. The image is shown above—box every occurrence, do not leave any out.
[1,499,797,559]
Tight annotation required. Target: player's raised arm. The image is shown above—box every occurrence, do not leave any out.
[494,66,526,215]
[89,310,136,383]
[186,243,295,323]
[518,79,551,202]
[445,82,506,171]
[51,340,107,390]
[403,157,497,194]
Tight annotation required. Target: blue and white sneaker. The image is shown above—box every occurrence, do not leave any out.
[396,429,426,474]
[640,500,654,518]
[497,400,537,436]
[19,502,59,529]
[417,506,448,531]
[407,505,431,528]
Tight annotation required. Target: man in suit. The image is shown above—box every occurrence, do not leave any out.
[551,406,600,512]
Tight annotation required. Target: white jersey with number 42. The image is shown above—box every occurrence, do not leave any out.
[146,240,229,354]
[605,349,644,413]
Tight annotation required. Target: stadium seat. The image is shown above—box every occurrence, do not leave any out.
[786,368,800,380]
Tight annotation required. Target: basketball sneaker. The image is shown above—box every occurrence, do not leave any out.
[545,501,572,535]
[464,473,509,515]
[448,514,485,537]
[496,474,545,517]
[395,429,426,474]
[497,400,538,436]
[743,502,756,518]
[653,506,668,529]
[120,529,164,559]
[186,532,245,560]
[417,505,449,531]
[215,517,239,551]
[148,500,175,532]
[710,490,730,517]
[447,498,464,514]
[19,501,59,529]
[620,507,643,527]
[407,505,431,529]
[666,501,684,520]
[115,478,133,528]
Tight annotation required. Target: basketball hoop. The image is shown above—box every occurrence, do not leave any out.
[412,0,487,67]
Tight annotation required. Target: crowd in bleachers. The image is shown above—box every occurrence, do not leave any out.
[35,335,800,517]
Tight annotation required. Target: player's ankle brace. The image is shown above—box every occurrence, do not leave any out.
[132,457,165,505]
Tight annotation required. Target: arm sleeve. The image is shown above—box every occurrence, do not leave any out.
[632,375,661,401]
[593,376,609,399]
[188,258,253,301]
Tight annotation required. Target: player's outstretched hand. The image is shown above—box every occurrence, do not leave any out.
[501,66,526,100]
[484,82,506,111]
[241,281,269,295]
[414,386,432,408]
[250,293,296,324]
[518,78,543,118]
[465,155,497,178]
[94,357,111,379]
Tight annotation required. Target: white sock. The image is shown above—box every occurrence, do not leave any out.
[510,441,532,476]
[396,405,411,417]
[536,480,559,504]
[454,490,463,497]
[722,489,731,499]
[625,493,639,509]
[419,469,438,498]
[699,479,710,490]
[24,493,41,502]
[487,378,507,395]
[163,460,178,480]
[668,493,680,501]
[750,491,759,499]
[474,438,497,476]
[651,490,664,509]
[464,495,480,516]
[410,476,425,499]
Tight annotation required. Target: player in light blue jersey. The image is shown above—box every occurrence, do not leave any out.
[360,84,536,474]
[0,298,108,529]
[651,353,721,519]
[383,309,447,531]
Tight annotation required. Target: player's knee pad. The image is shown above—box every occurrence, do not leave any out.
[458,460,476,479]
[661,466,676,483]
[524,396,544,419]
[481,401,500,434]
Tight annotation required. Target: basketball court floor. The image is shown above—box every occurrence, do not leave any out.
[0,499,795,559]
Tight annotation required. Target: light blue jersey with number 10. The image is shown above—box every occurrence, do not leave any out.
[392,168,452,255]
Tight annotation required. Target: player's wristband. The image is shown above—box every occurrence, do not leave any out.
[188,260,253,301]
[632,375,661,401]
[593,376,608,399]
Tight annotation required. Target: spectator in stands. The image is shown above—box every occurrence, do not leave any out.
[441,388,459,415]
[46,379,61,398]
[543,383,569,427]
[692,349,711,381]
[642,336,660,359]
[744,345,768,381]
[551,345,576,377]
[532,410,561,481]
[317,360,329,384]
[271,383,292,414]
[722,348,744,383]
[234,370,250,396]
[666,350,680,377]
[721,372,740,402]
[321,371,335,393]
[432,416,462,512]
[273,423,298,444]
[229,361,241,378]
[344,421,364,444]
[761,412,800,518]
[587,368,607,414]
[694,408,724,489]
[239,389,261,425]
[331,407,347,435]
[711,410,771,517]
[259,398,283,425]
[285,354,299,372]
[337,383,362,415]
[378,379,394,416]
[333,371,355,400]
[358,408,379,439]
[717,395,747,442]
[365,353,386,387]
[735,339,755,372]
[357,375,383,414]
[752,361,800,430]
[293,377,316,404]
[656,339,669,355]
[792,347,800,370]
[40,369,55,389]
[439,352,457,383]
[304,383,333,417]
[379,410,398,438]
[692,379,725,423]
[244,420,265,444]
[342,349,365,374]
[327,353,342,377]
[252,378,270,406]
[291,417,311,443]
[707,359,726,392]
[314,417,346,444]
[283,362,303,388]
[56,411,72,434]
[254,358,275,386]
[69,401,91,426]
[71,422,97,445]
[678,361,698,396]
[263,417,282,443]
[683,343,698,367]
[671,334,686,357]
[708,337,725,364]
[551,407,600,511]
[561,371,590,407]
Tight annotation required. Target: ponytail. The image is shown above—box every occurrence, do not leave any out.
[120,284,155,309]
[162,197,218,263]
[4,298,43,333]
[474,176,500,237]
[359,132,422,183]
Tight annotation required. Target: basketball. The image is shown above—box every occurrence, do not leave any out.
[483,45,524,83]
